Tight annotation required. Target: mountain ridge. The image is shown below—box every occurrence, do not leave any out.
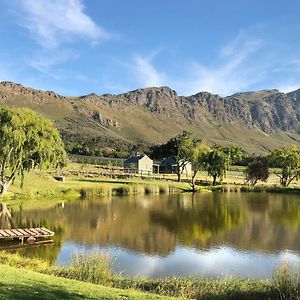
[0,81,299,154]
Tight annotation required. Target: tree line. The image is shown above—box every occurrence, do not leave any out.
[150,131,300,190]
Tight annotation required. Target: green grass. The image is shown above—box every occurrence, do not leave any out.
[1,162,300,210]
[1,165,188,208]
[0,264,177,300]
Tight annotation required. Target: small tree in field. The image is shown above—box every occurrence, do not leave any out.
[203,145,231,185]
[269,145,300,187]
[245,158,269,185]
[0,107,67,195]
[189,143,210,192]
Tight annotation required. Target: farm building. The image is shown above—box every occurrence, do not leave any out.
[124,154,153,174]
[153,157,192,175]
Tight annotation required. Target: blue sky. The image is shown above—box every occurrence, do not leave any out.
[0,0,300,96]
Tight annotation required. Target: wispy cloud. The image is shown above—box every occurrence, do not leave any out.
[18,0,111,48]
[113,53,166,88]
[132,55,166,87]
[26,49,79,76]
[177,34,265,96]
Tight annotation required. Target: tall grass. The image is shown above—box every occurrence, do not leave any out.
[273,262,300,300]
[79,184,171,198]
[53,251,114,285]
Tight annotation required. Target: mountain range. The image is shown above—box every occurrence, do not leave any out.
[1,81,300,154]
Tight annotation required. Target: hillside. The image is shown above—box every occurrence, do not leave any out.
[0,81,299,154]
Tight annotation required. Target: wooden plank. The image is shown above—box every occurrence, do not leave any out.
[40,227,54,236]
[36,228,49,235]
[29,228,40,235]
[16,229,29,236]
[10,229,23,236]
[4,229,16,237]
[41,227,54,235]
[34,228,45,235]
[0,230,10,237]
[24,229,37,236]
[0,227,54,239]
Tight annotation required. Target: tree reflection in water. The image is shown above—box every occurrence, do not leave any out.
[150,193,243,247]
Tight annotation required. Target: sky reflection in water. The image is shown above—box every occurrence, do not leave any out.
[56,243,300,279]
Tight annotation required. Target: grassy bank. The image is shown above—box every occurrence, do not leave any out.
[206,184,300,194]
[2,162,300,206]
[2,168,188,202]
[1,251,298,300]
[0,264,177,300]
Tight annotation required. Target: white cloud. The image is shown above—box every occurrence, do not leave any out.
[19,0,111,48]
[177,35,265,96]
[132,55,166,87]
[278,83,300,93]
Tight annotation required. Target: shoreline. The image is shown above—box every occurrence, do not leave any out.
[0,251,294,300]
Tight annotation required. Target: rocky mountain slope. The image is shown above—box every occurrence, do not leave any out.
[0,81,299,154]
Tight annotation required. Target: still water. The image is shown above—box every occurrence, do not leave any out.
[9,192,300,279]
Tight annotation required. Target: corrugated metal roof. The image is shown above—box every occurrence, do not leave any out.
[124,154,148,164]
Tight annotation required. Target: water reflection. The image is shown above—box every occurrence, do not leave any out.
[9,192,300,278]
[56,244,300,279]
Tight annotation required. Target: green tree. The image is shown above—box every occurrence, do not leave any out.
[151,131,196,182]
[224,145,248,165]
[0,107,67,195]
[245,158,269,185]
[203,145,231,185]
[189,143,210,192]
[269,145,300,186]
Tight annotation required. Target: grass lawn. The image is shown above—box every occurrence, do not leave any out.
[0,264,180,300]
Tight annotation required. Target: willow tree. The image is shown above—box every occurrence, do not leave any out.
[0,107,67,195]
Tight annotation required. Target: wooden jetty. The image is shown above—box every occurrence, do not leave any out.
[0,227,54,244]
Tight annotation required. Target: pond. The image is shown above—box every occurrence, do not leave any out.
[9,192,300,279]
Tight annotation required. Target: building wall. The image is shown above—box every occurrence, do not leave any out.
[181,162,192,175]
[138,156,153,174]
[124,161,138,171]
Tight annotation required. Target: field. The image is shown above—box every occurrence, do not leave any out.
[2,162,299,205]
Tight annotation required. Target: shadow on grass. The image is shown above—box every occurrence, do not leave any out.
[0,282,92,300]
